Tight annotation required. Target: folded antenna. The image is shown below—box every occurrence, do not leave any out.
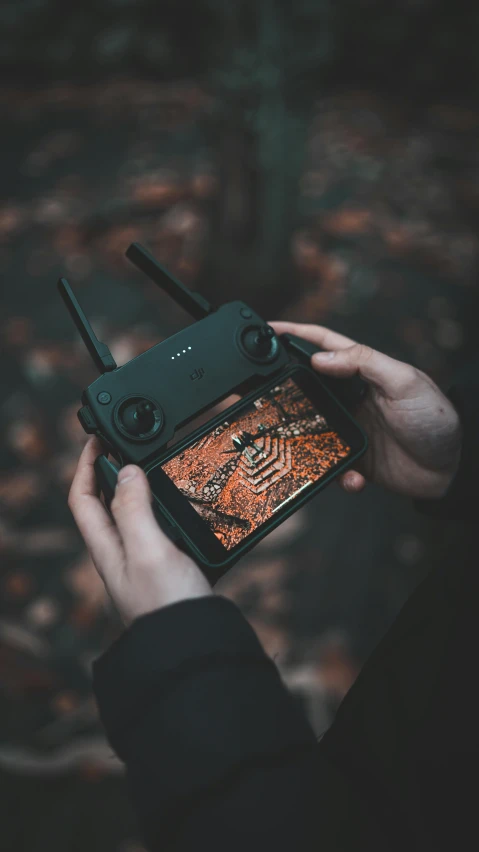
[58,278,117,374]
[125,242,213,321]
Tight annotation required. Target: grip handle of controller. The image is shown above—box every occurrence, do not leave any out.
[94,454,182,544]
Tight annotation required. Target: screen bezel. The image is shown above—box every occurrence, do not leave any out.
[146,364,367,570]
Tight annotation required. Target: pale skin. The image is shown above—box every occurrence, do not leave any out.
[68,322,462,627]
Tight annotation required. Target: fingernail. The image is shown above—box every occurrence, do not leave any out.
[117,466,137,486]
[312,351,336,363]
[345,474,355,491]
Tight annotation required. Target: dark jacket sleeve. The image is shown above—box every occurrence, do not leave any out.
[92,596,390,852]
[415,360,479,521]
[318,361,479,850]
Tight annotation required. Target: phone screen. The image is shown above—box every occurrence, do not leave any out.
[160,375,351,552]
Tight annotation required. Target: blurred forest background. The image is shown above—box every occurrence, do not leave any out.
[0,1,478,849]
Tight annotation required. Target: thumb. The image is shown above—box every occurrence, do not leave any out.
[111,465,169,562]
[312,343,416,398]
[337,469,367,493]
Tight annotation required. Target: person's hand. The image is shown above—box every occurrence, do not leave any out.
[269,321,462,501]
[68,435,212,627]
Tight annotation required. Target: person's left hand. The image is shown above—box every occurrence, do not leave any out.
[68,435,212,627]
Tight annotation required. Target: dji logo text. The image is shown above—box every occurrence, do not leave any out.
[190,367,205,381]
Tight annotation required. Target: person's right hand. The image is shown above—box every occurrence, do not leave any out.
[269,321,462,501]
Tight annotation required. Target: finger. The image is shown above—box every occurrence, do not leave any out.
[110,465,172,566]
[337,470,367,493]
[68,436,124,577]
[268,320,415,396]
[310,342,416,398]
[268,321,356,351]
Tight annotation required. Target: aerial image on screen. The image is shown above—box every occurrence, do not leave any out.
[161,377,351,550]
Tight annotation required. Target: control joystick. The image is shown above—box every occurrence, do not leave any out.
[114,395,164,441]
[239,323,279,363]
[122,400,156,435]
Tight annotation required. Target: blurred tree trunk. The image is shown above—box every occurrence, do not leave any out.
[198,0,314,316]
[201,103,309,317]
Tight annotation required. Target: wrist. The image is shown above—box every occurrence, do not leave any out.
[122,588,213,628]
[118,561,213,628]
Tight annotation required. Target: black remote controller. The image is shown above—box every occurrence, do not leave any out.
[59,243,367,578]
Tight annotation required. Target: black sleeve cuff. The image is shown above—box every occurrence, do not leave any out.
[92,595,316,811]
[92,595,268,749]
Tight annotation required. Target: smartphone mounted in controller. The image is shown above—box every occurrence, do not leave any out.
[58,243,368,584]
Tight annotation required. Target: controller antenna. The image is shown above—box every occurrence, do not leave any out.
[58,278,117,373]
[125,242,214,321]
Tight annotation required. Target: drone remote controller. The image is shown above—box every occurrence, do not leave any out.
[59,243,367,582]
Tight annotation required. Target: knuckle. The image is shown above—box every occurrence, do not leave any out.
[410,364,422,381]
[392,363,422,396]
[403,364,422,387]
[356,343,374,363]
[412,365,427,383]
